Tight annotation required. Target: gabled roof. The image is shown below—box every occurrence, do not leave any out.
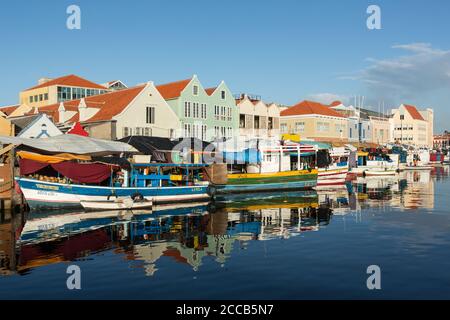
[403,104,425,121]
[0,105,20,116]
[35,85,146,124]
[156,78,191,100]
[24,74,107,91]
[281,100,346,118]
[9,114,42,132]
[205,87,216,96]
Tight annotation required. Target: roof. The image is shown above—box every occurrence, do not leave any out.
[281,100,345,118]
[330,101,342,107]
[205,87,216,96]
[34,85,145,124]
[403,104,425,121]
[156,78,191,100]
[24,74,107,91]
[0,105,19,116]
[10,114,42,132]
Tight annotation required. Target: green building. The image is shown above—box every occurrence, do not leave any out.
[156,75,239,141]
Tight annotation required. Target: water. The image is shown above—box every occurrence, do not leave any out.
[1,167,450,299]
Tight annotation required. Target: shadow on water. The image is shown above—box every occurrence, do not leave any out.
[0,166,449,298]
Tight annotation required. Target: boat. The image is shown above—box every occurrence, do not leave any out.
[213,139,318,194]
[316,147,350,189]
[350,150,400,175]
[405,165,433,170]
[80,197,153,211]
[364,168,397,176]
[16,162,213,210]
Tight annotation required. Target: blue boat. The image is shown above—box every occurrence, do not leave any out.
[16,163,213,210]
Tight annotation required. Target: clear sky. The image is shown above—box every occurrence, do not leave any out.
[0,0,449,131]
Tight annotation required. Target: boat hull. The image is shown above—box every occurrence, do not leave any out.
[16,177,211,210]
[215,170,318,194]
[317,168,348,189]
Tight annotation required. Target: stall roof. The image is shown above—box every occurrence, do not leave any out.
[0,134,137,156]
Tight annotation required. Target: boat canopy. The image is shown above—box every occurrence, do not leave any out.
[0,134,137,156]
[300,141,332,150]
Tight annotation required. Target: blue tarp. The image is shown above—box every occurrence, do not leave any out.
[222,148,261,164]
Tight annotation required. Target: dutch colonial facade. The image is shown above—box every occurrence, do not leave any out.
[280,100,348,142]
[156,75,239,141]
[390,104,434,148]
[235,94,280,140]
[30,82,180,140]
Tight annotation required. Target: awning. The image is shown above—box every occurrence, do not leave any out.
[0,134,137,156]
[357,151,369,156]
[17,151,91,164]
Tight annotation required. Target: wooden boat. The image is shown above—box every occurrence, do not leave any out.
[405,165,433,171]
[80,198,153,211]
[364,168,397,176]
[317,147,350,189]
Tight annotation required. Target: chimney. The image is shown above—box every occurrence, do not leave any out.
[58,102,65,123]
[78,98,88,122]
[38,77,53,85]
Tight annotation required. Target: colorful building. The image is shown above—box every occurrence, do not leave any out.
[390,104,434,148]
[19,74,109,109]
[235,94,280,140]
[156,75,239,141]
[280,100,348,142]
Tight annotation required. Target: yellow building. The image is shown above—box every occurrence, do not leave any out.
[0,114,14,136]
[19,74,109,108]
[280,100,348,142]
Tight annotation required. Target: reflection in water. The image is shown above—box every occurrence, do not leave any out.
[0,168,448,280]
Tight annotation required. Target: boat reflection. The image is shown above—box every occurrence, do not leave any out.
[0,168,446,277]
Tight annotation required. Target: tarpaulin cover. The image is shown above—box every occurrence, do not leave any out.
[17,151,91,164]
[119,136,177,162]
[67,122,89,137]
[0,134,137,155]
[19,159,113,183]
[222,148,261,164]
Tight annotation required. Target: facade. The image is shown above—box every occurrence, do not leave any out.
[0,114,14,136]
[390,104,434,148]
[280,100,348,142]
[235,94,280,140]
[156,75,239,141]
[10,113,62,138]
[32,82,180,140]
[433,132,450,150]
[19,74,109,109]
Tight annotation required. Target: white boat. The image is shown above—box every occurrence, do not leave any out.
[317,147,349,189]
[405,165,433,171]
[364,168,397,176]
[80,198,153,211]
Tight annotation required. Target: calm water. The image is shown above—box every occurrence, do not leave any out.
[1,168,450,300]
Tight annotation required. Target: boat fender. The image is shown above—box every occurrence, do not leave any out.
[107,194,118,200]
[131,192,144,201]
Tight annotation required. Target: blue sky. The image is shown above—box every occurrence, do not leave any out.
[1,0,449,130]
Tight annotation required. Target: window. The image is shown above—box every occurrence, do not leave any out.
[34,95,38,102]
[202,125,207,140]
[30,96,33,103]
[184,102,189,117]
[214,126,219,137]
[184,123,192,137]
[44,93,48,100]
[221,106,225,121]
[268,117,274,130]
[214,105,220,120]
[240,114,246,128]
[193,85,198,95]
[350,128,353,137]
[221,90,226,99]
[317,121,330,132]
[146,106,155,124]
[201,104,207,119]
[144,127,151,136]
[295,122,305,132]
[254,116,260,129]
[281,123,288,133]
[194,103,199,118]
[135,127,141,136]
[123,127,129,137]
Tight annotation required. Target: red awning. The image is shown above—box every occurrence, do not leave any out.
[19,159,113,183]
[67,122,89,137]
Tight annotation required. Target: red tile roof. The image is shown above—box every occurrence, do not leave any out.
[403,104,425,121]
[281,100,346,118]
[330,101,342,107]
[156,78,191,100]
[0,105,19,116]
[35,85,145,123]
[24,74,107,91]
[205,87,216,96]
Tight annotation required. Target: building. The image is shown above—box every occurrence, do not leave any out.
[10,113,62,138]
[31,82,180,140]
[390,104,434,148]
[156,75,239,141]
[433,131,450,150]
[362,109,390,145]
[280,100,348,142]
[235,94,280,140]
[19,74,109,109]
[0,114,14,136]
